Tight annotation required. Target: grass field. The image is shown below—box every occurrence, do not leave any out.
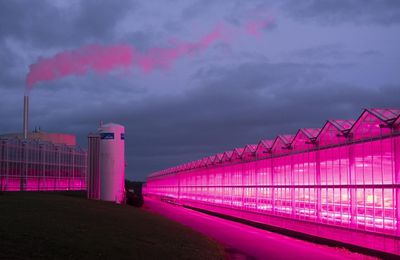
[0,192,224,260]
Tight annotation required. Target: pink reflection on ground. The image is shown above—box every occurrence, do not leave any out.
[144,198,369,260]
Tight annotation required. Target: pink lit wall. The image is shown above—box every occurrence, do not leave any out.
[144,108,400,254]
[0,138,86,192]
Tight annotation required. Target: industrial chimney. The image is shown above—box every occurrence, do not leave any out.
[23,95,29,139]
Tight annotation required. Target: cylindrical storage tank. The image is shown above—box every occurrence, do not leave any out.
[98,123,125,203]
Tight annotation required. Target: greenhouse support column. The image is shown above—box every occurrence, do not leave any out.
[291,155,295,217]
[41,145,45,190]
[271,158,275,213]
[348,144,357,228]
[394,136,400,235]
[0,141,4,191]
[242,163,245,209]
[255,161,258,211]
[84,151,87,190]
[57,147,61,190]
[316,150,321,222]
[178,172,181,201]
[5,141,9,191]
[72,150,75,190]
[38,145,42,191]
[21,142,27,191]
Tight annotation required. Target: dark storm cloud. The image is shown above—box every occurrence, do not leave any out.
[45,60,393,180]
[0,0,398,181]
[4,58,397,180]
[0,0,137,47]
[181,0,220,20]
[282,0,400,25]
[0,43,21,88]
[289,44,382,61]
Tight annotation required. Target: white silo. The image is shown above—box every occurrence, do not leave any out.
[98,123,125,203]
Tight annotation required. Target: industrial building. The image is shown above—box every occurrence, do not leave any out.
[0,96,86,191]
[144,108,400,256]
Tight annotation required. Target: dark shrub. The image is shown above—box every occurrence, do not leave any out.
[126,190,144,207]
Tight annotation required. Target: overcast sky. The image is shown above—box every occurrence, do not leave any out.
[1,0,400,181]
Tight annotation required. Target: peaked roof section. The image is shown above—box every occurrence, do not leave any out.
[244,144,257,153]
[329,119,355,132]
[222,151,233,162]
[187,161,194,170]
[242,144,257,160]
[271,135,295,152]
[200,157,208,167]
[197,159,203,167]
[300,128,321,140]
[367,108,400,124]
[292,128,320,150]
[255,139,273,157]
[349,109,395,139]
[208,155,217,165]
[213,153,224,164]
[395,115,400,127]
[205,156,213,166]
[231,147,245,160]
[350,108,400,131]
[316,119,355,145]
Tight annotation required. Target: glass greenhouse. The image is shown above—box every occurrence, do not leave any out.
[144,108,400,255]
[0,138,86,191]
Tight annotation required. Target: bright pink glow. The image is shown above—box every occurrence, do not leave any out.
[145,198,367,259]
[144,108,400,255]
[26,18,274,89]
[0,139,86,192]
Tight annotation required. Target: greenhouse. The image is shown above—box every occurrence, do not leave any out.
[144,108,400,254]
[0,138,86,191]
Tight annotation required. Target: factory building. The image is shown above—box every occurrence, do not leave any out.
[144,108,400,256]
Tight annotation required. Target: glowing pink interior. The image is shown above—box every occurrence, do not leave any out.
[144,108,400,254]
[0,139,86,191]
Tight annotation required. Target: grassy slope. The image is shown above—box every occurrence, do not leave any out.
[0,192,224,260]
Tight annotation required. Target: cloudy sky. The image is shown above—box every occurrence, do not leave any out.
[1,0,399,181]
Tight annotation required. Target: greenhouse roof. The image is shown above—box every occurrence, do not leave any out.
[149,108,400,178]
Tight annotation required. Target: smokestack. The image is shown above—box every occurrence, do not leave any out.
[23,95,29,139]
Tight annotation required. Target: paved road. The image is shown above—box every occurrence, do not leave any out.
[143,198,374,260]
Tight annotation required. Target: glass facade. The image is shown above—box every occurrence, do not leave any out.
[0,138,86,191]
[144,109,400,240]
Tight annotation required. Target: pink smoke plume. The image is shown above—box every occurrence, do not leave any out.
[245,16,275,38]
[26,17,274,90]
[135,25,225,73]
[26,44,133,89]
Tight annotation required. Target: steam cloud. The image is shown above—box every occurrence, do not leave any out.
[26,17,274,90]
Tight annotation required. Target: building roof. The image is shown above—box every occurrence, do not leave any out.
[148,107,400,179]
